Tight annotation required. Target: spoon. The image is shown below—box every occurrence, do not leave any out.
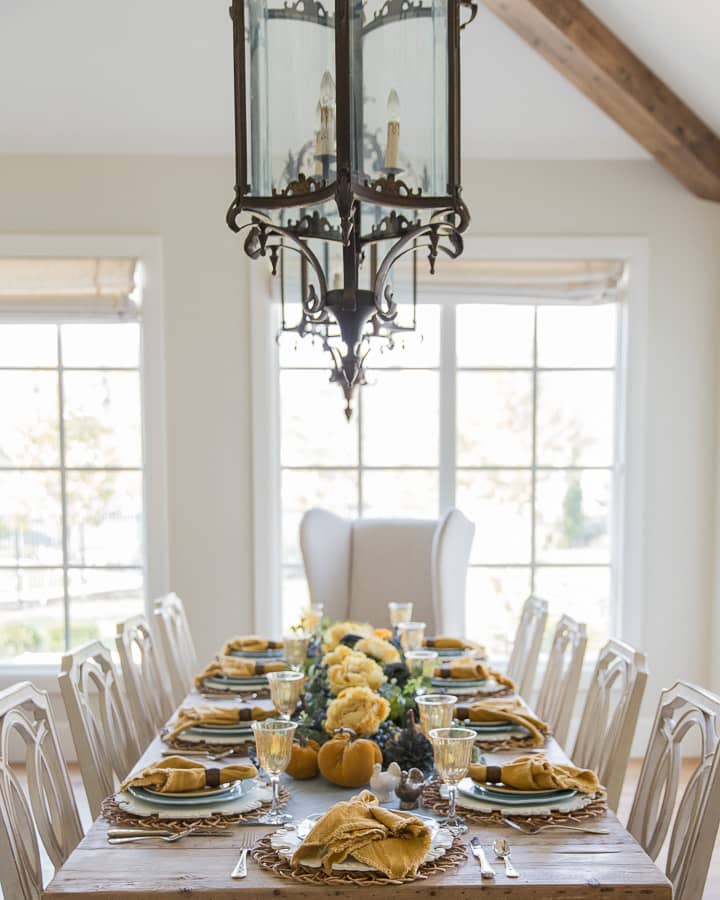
[493,838,519,878]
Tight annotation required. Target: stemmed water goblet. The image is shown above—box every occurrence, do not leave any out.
[429,726,476,835]
[266,670,305,720]
[251,719,296,825]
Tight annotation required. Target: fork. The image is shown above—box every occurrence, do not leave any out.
[231,833,256,878]
[502,818,609,836]
[108,825,216,844]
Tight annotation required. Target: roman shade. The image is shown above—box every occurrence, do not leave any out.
[418,258,626,303]
[0,257,139,318]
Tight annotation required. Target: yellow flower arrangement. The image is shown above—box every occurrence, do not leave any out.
[322,620,375,651]
[354,636,400,665]
[327,650,384,694]
[322,643,354,668]
[324,686,391,736]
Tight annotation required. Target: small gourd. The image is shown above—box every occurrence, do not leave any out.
[285,736,320,780]
[317,729,382,788]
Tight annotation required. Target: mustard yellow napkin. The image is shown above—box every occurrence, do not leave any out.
[424,635,484,652]
[291,790,432,878]
[455,698,549,747]
[222,635,284,655]
[469,755,601,795]
[194,655,287,687]
[433,657,515,690]
[121,756,257,793]
[165,704,277,740]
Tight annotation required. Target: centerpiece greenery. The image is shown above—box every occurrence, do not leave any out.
[292,620,435,776]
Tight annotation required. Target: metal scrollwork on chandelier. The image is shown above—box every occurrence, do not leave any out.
[227,0,475,418]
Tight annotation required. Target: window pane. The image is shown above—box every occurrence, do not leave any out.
[68,568,144,646]
[282,566,310,633]
[66,471,143,566]
[534,565,610,653]
[535,470,611,564]
[536,371,614,466]
[0,568,65,661]
[465,567,531,659]
[0,472,63,565]
[0,371,59,465]
[457,304,534,367]
[282,470,358,565]
[362,371,438,466]
[0,324,57,366]
[280,371,359,466]
[63,371,142,467]
[367,305,441,369]
[457,470,532,564]
[62,323,140,368]
[457,372,533,466]
[362,470,438,518]
[537,304,616,368]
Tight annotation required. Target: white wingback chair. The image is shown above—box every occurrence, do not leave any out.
[300,508,475,633]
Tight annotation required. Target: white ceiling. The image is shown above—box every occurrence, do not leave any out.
[0,0,717,159]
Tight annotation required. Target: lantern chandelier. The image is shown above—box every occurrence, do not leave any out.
[227,0,477,418]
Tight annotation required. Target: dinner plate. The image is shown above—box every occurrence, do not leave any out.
[458,778,576,806]
[204,674,269,686]
[296,811,440,841]
[128,780,246,806]
[142,782,237,799]
[459,720,515,732]
[272,816,452,872]
[184,725,254,737]
[432,678,488,687]
[229,648,285,659]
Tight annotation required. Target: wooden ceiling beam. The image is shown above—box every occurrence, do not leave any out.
[481,0,720,202]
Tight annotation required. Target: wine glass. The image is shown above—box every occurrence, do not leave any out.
[416,693,457,735]
[266,670,305,719]
[397,621,426,652]
[251,719,296,825]
[283,632,311,671]
[429,726,476,835]
[388,602,413,629]
[405,649,438,692]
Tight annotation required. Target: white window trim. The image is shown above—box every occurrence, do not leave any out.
[251,235,649,649]
[0,234,170,682]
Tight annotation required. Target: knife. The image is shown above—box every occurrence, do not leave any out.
[469,838,496,879]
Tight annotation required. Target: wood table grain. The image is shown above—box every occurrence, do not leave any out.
[43,690,671,899]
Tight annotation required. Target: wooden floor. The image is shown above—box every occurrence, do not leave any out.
[10,760,720,897]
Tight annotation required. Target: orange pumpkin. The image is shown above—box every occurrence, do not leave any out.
[286,737,320,780]
[317,730,382,788]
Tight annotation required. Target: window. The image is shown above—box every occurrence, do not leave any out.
[276,290,620,657]
[0,259,147,664]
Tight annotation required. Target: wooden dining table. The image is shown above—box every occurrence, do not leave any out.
[43,688,671,899]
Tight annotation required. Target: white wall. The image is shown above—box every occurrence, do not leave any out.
[1,155,719,751]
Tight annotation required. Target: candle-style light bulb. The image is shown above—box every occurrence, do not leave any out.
[313,100,323,175]
[320,69,335,107]
[385,88,401,170]
[318,70,336,158]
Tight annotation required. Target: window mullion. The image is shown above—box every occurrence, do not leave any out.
[438,302,457,513]
[55,326,71,651]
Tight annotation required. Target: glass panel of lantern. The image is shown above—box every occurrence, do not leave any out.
[244,0,337,204]
[350,0,449,200]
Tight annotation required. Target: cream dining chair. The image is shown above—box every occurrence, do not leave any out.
[0,682,83,900]
[59,641,143,819]
[534,613,587,748]
[153,592,198,707]
[628,682,720,900]
[506,595,548,700]
[572,639,648,811]
[300,508,475,633]
[116,614,174,747]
